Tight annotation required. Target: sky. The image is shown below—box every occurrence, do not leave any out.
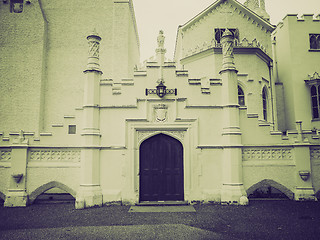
[132,0,320,61]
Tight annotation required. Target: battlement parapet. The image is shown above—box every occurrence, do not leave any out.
[282,13,320,23]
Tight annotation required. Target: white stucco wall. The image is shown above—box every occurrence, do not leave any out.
[272,14,320,131]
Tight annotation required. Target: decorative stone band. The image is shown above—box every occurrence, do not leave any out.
[29,149,81,162]
[0,149,11,162]
[137,130,186,144]
[242,147,293,161]
[310,147,320,160]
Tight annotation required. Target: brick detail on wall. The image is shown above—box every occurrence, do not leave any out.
[29,149,80,162]
[0,149,11,162]
[310,147,320,160]
[242,147,293,161]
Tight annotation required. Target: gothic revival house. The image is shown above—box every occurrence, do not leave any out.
[0,0,319,208]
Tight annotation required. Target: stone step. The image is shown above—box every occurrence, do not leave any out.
[136,201,188,206]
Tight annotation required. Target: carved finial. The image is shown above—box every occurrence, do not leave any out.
[13,130,28,144]
[19,130,24,138]
[220,29,237,73]
[244,0,259,9]
[244,0,270,21]
[310,72,320,80]
[157,30,165,48]
[85,30,102,72]
[156,30,166,65]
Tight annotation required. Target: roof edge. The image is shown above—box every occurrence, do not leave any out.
[180,0,275,32]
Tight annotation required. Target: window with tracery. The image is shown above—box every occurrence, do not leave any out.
[238,86,245,106]
[310,34,320,50]
[311,85,320,119]
[262,87,268,121]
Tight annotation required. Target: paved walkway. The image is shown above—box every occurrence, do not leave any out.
[0,200,319,239]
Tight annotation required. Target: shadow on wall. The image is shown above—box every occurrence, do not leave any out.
[34,187,75,204]
[247,179,294,200]
[248,186,289,199]
[316,190,320,201]
[0,192,4,206]
[29,181,76,205]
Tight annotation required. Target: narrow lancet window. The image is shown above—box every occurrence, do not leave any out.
[311,85,320,119]
[238,86,245,106]
[262,87,268,121]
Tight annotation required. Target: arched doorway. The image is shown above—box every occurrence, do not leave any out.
[139,134,184,201]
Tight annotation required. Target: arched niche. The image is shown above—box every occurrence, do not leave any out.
[246,179,294,200]
[29,181,76,204]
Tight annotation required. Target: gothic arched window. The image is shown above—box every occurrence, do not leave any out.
[238,86,245,106]
[311,85,320,119]
[262,87,268,121]
[310,34,320,50]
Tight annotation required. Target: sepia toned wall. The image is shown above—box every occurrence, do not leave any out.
[272,14,320,131]
[0,0,140,135]
[0,0,319,207]
[0,1,45,134]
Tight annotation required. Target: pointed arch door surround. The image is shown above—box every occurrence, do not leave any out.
[139,134,184,201]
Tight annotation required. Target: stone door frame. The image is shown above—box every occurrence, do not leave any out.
[123,122,197,204]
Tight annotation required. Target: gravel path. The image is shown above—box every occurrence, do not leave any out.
[0,200,319,239]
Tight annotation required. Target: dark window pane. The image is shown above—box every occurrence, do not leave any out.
[239,96,245,106]
[310,35,317,49]
[238,86,245,106]
[238,86,244,95]
[313,108,319,119]
[68,125,76,134]
[312,96,318,107]
[263,109,267,121]
[262,88,267,121]
[310,34,320,49]
[215,29,221,43]
[311,85,320,119]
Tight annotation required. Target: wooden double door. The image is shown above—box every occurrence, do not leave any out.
[139,134,184,201]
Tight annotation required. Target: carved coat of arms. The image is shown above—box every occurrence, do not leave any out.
[154,104,168,122]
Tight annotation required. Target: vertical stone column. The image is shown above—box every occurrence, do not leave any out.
[294,121,315,201]
[76,32,103,209]
[4,131,28,207]
[219,29,248,205]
